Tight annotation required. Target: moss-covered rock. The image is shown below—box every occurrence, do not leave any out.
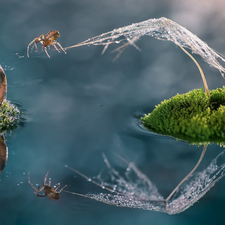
[141,87,225,146]
[0,100,20,133]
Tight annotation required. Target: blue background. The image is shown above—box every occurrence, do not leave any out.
[1,0,225,224]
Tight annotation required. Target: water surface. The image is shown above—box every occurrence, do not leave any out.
[1,0,225,224]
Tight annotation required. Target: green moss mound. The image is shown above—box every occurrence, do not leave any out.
[141,87,225,146]
[0,100,20,132]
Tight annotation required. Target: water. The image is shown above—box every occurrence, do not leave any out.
[1,0,225,224]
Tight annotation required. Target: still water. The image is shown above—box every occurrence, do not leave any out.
[1,0,225,224]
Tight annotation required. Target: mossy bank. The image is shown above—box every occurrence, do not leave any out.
[0,100,20,133]
[141,87,225,146]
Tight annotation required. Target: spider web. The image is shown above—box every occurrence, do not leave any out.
[65,17,225,76]
[65,148,225,215]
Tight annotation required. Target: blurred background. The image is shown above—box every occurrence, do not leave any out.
[1,0,225,224]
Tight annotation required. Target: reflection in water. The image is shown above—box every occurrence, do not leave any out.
[0,65,21,174]
[28,170,67,201]
[165,144,207,203]
[0,66,8,174]
[0,135,7,174]
[64,145,225,215]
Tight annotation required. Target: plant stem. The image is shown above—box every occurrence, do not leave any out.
[178,45,210,98]
[165,144,208,203]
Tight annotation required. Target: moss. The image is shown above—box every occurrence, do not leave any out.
[141,87,225,146]
[0,100,20,132]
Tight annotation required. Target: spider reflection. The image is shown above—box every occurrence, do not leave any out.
[28,170,67,201]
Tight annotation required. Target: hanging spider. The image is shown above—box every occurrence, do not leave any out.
[27,30,67,58]
[28,170,67,201]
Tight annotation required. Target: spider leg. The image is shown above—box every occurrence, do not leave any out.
[52,44,60,53]
[33,42,40,52]
[34,192,47,198]
[55,41,67,54]
[34,35,45,46]
[27,39,36,58]
[48,177,52,187]
[28,172,44,192]
[57,184,67,193]
[44,47,50,58]
[54,183,61,191]
[44,170,51,185]
[30,41,40,55]
[27,35,45,58]
[36,34,45,41]
[33,186,44,192]
[30,44,36,52]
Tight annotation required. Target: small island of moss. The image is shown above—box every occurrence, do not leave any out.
[0,100,20,133]
[141,87,225,146]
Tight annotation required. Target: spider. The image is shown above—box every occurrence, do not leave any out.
[28,170,67,201]
[27,30,67,58]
